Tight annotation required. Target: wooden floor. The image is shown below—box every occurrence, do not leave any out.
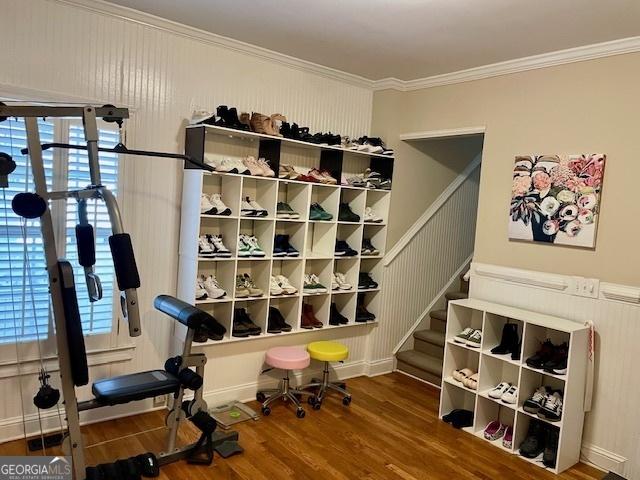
[0,373,603,480]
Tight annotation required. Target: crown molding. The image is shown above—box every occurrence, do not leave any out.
[52,0,375,90]
[373,36,640,92]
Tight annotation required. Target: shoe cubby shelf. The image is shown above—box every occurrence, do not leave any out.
[177,126,393,345]
[439,298,589,475]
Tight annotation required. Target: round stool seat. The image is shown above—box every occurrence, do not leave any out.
[307,341,349,362]
[265,346,310,370]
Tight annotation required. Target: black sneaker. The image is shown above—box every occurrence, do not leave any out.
[338,203,360,222]
[523,386,551,414]
[329,303,349,325]
[335,240,358,257]
[543,427,559,468]
[526,339,554,369]
[519,420,547,458]
[538,390,563,422]
[543,342,569,375]
[358,272,378,290]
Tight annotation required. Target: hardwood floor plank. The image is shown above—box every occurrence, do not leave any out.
[0,373,603,480]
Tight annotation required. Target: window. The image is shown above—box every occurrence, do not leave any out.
[0,118,120,344]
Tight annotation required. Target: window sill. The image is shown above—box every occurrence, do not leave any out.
[0,344,136,379]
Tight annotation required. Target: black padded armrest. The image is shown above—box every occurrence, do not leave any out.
[154,294,212,329]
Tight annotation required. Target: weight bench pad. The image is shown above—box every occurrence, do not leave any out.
[154,294,218,331]
[92,370,180,406]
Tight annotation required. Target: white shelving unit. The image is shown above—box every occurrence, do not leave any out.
[177,124,394,344]
[439,298,589,474]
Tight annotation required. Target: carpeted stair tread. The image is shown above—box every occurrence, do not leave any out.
[395,350,443,377]
[429,309,448,322]
[413,329,445,347]
[445,291,469,301]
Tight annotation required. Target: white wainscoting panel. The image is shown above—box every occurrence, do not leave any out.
[471,262,640,478]
[0,0,373,439]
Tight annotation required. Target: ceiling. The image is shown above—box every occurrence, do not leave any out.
[106,0,640,81]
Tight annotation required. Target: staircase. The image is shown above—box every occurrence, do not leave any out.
[395,273,469,385]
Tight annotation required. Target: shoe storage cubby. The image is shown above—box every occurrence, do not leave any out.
[474,396,516,452]
[339,188,366,223]
[439,298,589,474]
[178,124,392,343]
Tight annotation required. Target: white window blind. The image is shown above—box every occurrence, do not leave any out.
[0,119,120,344]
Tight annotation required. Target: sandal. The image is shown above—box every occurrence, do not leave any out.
[452,368,473,383]
[483,421,506,441]
[463,373,479,390]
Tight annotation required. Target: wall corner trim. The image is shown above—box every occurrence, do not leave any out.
[384,153,482,266]
[581,443,627,475]
[399,127,486,141]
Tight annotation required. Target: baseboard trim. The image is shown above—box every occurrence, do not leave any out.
[364,358,395,377]
[581,443,627,475]
[394,369,442,390]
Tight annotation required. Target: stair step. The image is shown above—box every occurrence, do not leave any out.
[430,309,447,322]
[396,360,442,386]
[413,329,445,347]
[445,291,468,302]
[395,350,443,378]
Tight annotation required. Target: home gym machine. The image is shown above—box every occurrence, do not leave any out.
[0,103,242,479]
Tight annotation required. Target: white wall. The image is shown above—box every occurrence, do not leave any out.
[0,0,374,438]
[470,263,640,478]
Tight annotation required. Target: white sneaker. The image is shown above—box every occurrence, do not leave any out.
[201,194,216,215]
[195,278,208,300]
[206,157,237,173]
[209,193,232,216]
[230,158,250,174]
[247,235,266,257]
[466,329,482,348]
[276,275,297,295]
[364,207,383,223]
[208,234,232,257]
[488,382,511,399]
[270,276,284,296]
[241,198,256,216]
[201,274,226,299]
[248,197,268,217]
[335,272,352,290]
[237,234,252,257]
[501,385,518,404]
[190,110,214,125]
[331,273,340,291]
[198,235,215,257]
[257,158,275,177]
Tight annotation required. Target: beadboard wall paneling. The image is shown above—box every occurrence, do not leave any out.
[470,263,640,478]
[369,166,480,361]
[0,0,373,437]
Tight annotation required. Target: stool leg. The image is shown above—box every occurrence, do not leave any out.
[327,383,350,397]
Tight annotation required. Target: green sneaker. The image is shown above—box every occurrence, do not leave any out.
[238,234,252,257]
[303,274,328,294]
[453,327,474,344]
[309,203,333,221]
[277,202,299,219]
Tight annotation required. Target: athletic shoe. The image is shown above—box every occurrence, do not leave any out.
[335,272,352,290]
[241,198,257,217]
[526,339,555,369]
[303,274,327,294]
[201,274,226,299]
[276,202,299,219]
[543,428,559,468]
[206,157,237,173]
[190,110,215,125]
[361,238,380,256]
[543,342,569,375]
[538,390,563,422]
[466,329,482,348]
[208,193,232,216]
[275,275,297,295]
[195,278,208,300]
[453,327,474,344]
[248,198,268,217]
[519,420,547,458]
[523,386,551,414]
[331,273,340,291]
[201,194,216,215]
[338,202,360,222]
[270,276,284,296]
[503,425,513,449]
[242,156,265,176]
[257,158,275,177]
[488,382,511,399]
[501,385,518,404]
[235,275,250,298]
[208,234,232,257]
[242,273,264,297]
[237,235,252,257]
[198,235,215,257]
[335,240,358,257]
[483,421,506,441]
[231,158,251,174]
[245,235,266,257]
[364,207,383,223]
[358,272,378,289]
[309,203,333,221]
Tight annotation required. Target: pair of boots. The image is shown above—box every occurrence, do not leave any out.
[329,303,348,325]
[491,323,521,360]
[301,304,323,329]
[232,308,261,337]
[267,307,292,334]
[214,105,250,131]
[273,234,299,257]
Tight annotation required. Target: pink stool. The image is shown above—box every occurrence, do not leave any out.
[256,346,312,418]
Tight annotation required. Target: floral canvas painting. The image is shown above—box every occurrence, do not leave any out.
[509,154,605,248]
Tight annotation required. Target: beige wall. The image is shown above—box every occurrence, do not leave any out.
[373,52,640,285]
[371,91,483,247]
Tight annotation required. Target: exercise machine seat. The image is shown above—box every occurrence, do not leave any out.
[264,347,310,370]
[154,294,214,329]
[92,370,180,406]
[307,341,349,363]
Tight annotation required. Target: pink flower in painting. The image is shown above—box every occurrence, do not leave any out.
[564,220,582,237]
[569,154,605,189]
[533,172,551,191]
[512,175,532,196]
[565,176,586,192]
[549,165,575,188]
